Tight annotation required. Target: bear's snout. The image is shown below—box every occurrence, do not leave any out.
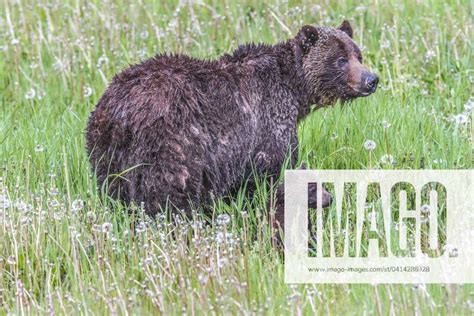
[363,73,379,94]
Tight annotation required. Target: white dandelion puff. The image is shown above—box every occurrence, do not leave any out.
[454,113,469,125]
[464,98,474,113]
[363,139,376,151]
[140,30,149,39]
[6,256,16,265]
[380,154,395,165]
[83,86,93,98]
[71,199,84,212]
[0,195,11,209]
[216,214,231,226]
[97,55,109,68]
[25,88,36,99]
[34,144,44,152]
[425,50,436,60]
[102,222,113,232]
[381,120,391,129]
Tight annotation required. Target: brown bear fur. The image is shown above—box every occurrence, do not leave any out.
[86,21,377,229]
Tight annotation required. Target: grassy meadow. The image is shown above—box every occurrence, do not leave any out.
[0,0,473,314]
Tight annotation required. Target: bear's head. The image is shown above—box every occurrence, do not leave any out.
[295,21,378,106]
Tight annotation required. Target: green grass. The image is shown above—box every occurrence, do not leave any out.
[0,0,473,314]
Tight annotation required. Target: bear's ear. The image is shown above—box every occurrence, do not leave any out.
[296,25,319,54]
[338,20,353,38]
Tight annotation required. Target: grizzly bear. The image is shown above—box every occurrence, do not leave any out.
[86,20,378,230]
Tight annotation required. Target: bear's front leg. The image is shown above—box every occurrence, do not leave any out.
[269,162,332,247]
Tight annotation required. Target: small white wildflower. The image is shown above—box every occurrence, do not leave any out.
[140,30,149,39]
[0,195,11,209]
[215,231,225,244]
[432,158,445,164]
[454,113,469,125]
[34,144,44,152]
[48,199,60,208]
[363,139,376,151]
[83,86,93,98]
[97,55,109,68]
[53,211,63,220]
[6,256,16,265]
[425,50,436,60]
[71,199,84,212]
[49,187,59,196]
[380,154,395,165]
[10,38,19,45]
[464,98,474,112]
[143,257,153,266]
[15,200,32,212]
[381,120,391,129]
[53,59,65,72]
[102,222,113,232]
[136,221,147,233]
[381,40,391,49]
[25,88,36,99]
[218,257,229,268]
[20,216,32,225]
[216,214,231,226]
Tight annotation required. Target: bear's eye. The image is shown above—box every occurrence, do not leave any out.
[337,57,349,67]
[357,55,363,63]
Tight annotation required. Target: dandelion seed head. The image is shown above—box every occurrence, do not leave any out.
[454,113,469,125]
[25,88,36,99]
[382,120,391,129]
[218,257,229,268]
[140,30,149,39]
[102,222,113,232]
[48,199,60,208]
[363,139,376,151]
[6,256,16,265]
[15,200,32,212]
[380,154,395,165]
[464,98,473,113]
[97,55,109,68]
[0,195,11,209]
[216,214,231,226]
[49,187,59,196]
[83,86,93,98]
[34,144,44,152]
[71,199,84,212]
[425,49,436,60]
